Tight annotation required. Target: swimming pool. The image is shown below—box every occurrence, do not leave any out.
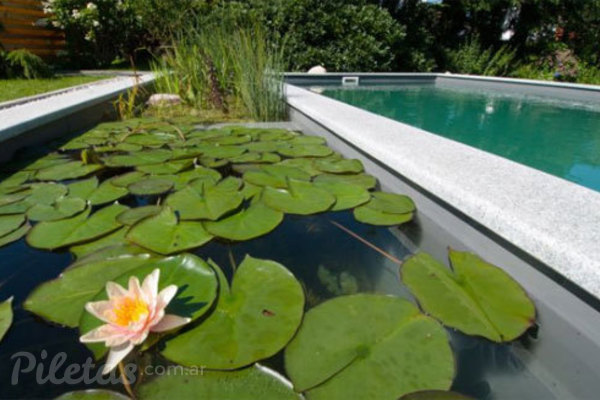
[321,84,600,192]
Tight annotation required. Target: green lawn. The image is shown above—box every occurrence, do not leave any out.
[0,75,112,103]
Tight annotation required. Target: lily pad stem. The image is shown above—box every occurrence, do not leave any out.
[118,361,136,399]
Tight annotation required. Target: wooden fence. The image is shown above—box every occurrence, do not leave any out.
[0,0,65,57]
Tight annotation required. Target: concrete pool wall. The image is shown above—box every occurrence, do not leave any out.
[285,76,600,397]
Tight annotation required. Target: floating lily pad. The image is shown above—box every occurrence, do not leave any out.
[138,365,300,400]
[0,214,25,236]
[126,207,213,254]
[284,294,454,400]
[243,165,311,188]
[67,177,98,198]
[289,135,327,145]
[0,191,30,207]
[0,222,30,248]
[21,155,71,171]
[103,149,172,167]
[0,297,13,342]
[229,152,281,164]
[353,206,413,226]
[163,256,304,369]
[110,171,147,187]
[315,159,364,174]
[137,159,194,174]
[27,197,86,221]
[166,177,243,220]
[207,134,252,145]
[36,161,103,181]
[27,203,128,250]
[128,178,174,196]
[243,141,289,153]
[87,180,129,205]
[367,192,416,214]
[199,156,229,168]
[402,251,536,342]
[277,158,321,176]
[197,145,246,159]
[314,181,371,211]
[259,130,296,141]
[0,171,32,189]
[28,183,68,205]
[313,173,377,190]
[69,227,128,259]
[278,144,333,158]
[55,389,130,400]
[24,254,155,327]
[263,179,335,215]
[80,253,218,358]
[204,201,283,241]
[116,205,163,226]
[0,200,30,215]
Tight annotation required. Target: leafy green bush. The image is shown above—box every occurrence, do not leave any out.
[446,35,516,76]
[4,49,52,79]
[202,0,405,72]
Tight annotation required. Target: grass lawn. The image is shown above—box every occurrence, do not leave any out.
[0,75,112,103]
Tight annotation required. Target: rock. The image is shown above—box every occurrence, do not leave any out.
[147,93,182,106]
[307,65,327,74]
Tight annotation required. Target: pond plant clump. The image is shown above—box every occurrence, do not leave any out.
[0,118,537,399]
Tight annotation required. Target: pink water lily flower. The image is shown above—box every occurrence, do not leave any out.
[80,269,190,374]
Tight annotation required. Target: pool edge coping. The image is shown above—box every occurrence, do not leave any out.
[284,82,600,301]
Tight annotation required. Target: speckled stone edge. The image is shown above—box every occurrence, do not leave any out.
[285,83,600,300]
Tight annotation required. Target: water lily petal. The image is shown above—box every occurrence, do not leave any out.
[102,342,134,375]
[84,300,113,324]
[142,268,160,304]
[106,281,128,299]
[156,285,177,310]
[127,275,144,300]
[151,314,191,332]
[80,324,131,347]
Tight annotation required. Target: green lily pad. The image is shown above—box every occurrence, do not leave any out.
[128,178,174,196]
[207,134,252,145]
[166,177,243,220]
[315,159,364,174]
[400,390,474,400]
[126,207,213,254]
[277,158,322,176]
[137,159,194,174]
[243,141,289,153]
[197,145,246,159]
[0,214,25,236]
[80,253,218,358]
[243,165,311,188]
[0,200,30,215]
[289,135,327,145]
[353,206,413,226]
[0,297,13,342]
[278,144,333,158]
[55,389,130,400]
[36,161,103,181]
[103,149,172,167]
[69,227,129,259]
[138,365,300,400]
[110,171,147,187]
[87,180,129,206]
[401,251,536,342]
[27,197,87,221]
[67,177,99,198]
[24,253,155,327]
[313,173,377,190]
[263,179,335,215]
[259,130,296,141]
[0,171,32,189]
[314,181,371,211]
[27,203,128,250]
[163,255,305,369]
[229,152,281,164]
[284,294,454,400]
[21,154,70,171]
[116,205,163,226]
[199,156,229,168]
[0,222,30,247]
[204,201,283,241]
[28,183,68,205]
[367,192,416,214]
[0,191,30,207]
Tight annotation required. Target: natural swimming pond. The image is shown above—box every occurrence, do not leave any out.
[0,118,571,399]
[321,84,600,192]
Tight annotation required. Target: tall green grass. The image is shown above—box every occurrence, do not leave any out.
[151,24,286,121]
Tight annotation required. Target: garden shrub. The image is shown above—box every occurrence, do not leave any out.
[0,49,52,79]
[445,35,516,76]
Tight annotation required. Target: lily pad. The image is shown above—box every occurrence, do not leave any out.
[196,145,246,159]
[263,179,335,215]
[0,191,30,207]
[126,207,213,254]
[0,222,30,247]
[67,177,99,198]
[278,144,333,158]
[128,178,174,196]
[137,159,194,174]
[27,203,128,250]
[28,183,68,205]
[401,251,536,342]
[138,365,300,400]
[55,389,130,400]
[229,152,281,164]
[116,205,163,226]
[103,149,172,167]
[314,181,371,211]
[110,171,147,187]
[0,297,13,342]
[163,256,305,369]
[243,165,311,188]
[313,173,377,190]
[315,159,364,174]
[204,201,283,241]
[289,135,327,145]
[0,214,25,236]
[367,192,416,214]
[69,227,129,259]
[36,161,103,181]
[27,197,87,221]
[24,254,155,327]
[166,177,243,220]
[284,294,454,400]
[353,206,413,226]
